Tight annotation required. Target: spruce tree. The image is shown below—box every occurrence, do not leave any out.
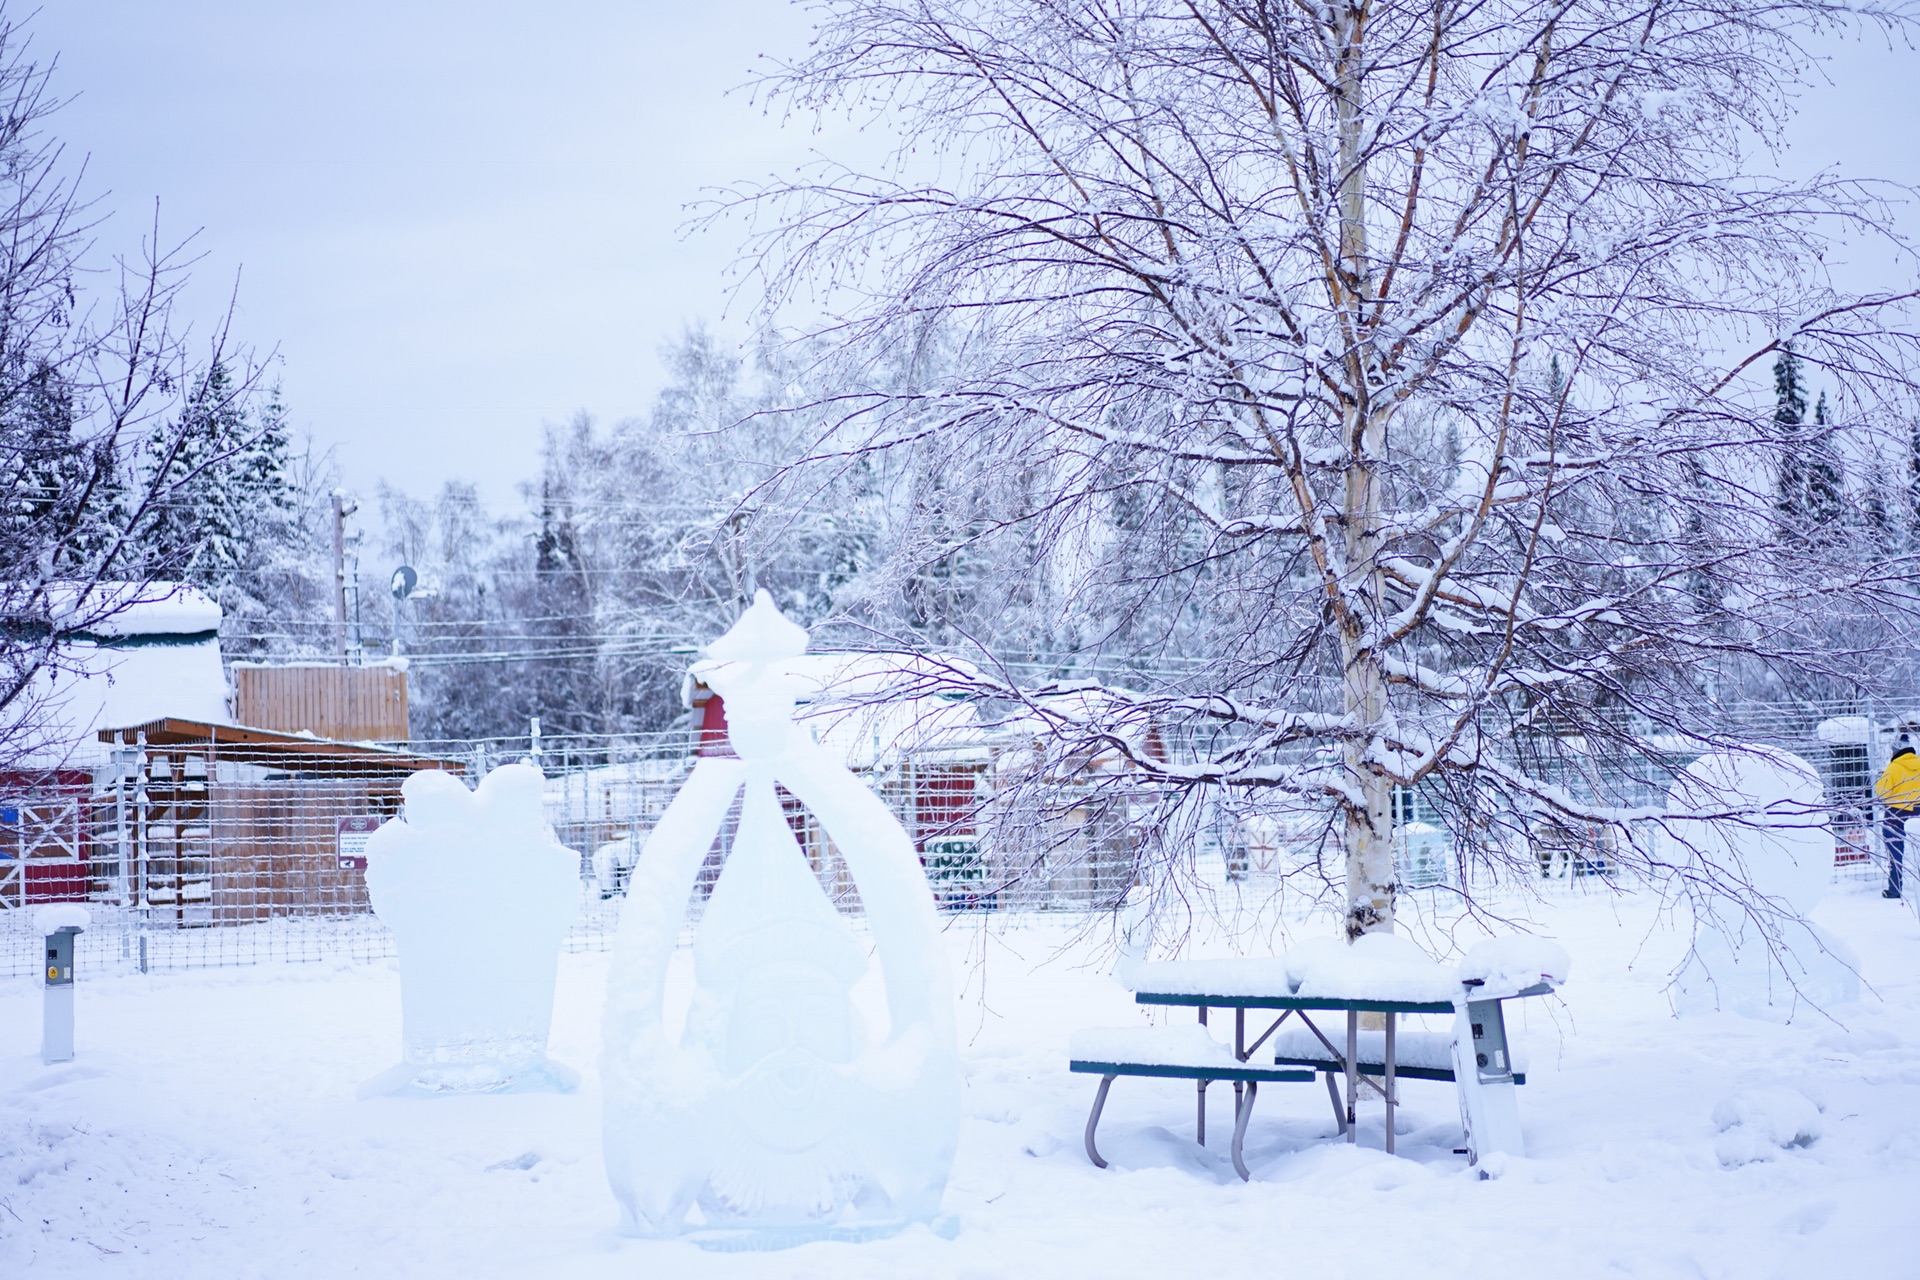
[139,364,299,590]
[1805,390,1846,544]
[1909,422,1920,551]
[1773,345,1809,539]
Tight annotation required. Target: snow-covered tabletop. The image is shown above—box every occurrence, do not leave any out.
[1128,933,1570,1009]
[1284,934,1462,1006]
[1124,957,1296,999]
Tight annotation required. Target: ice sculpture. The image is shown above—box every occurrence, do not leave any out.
[601,591,960,1248]
[362,764,582,1095]
[1667,748,1859,1019]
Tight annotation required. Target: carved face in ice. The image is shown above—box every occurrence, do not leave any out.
[722,954,860,1153]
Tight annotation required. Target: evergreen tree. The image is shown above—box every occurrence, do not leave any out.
[1805,391,1846,544]
[1773,345,1809,539]
[1908,422,1920,551]
[0,359,112,573]
[139,364,298,590]
[524,452,601,739]
[1861,472,1891,562]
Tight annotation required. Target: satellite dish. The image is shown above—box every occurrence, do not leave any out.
[390,565,418,601]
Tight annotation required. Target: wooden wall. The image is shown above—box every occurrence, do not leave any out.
[232,664,409,743]
[207,781,392,922]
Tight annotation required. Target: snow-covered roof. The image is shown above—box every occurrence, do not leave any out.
[45,581,223,638]
[229,656,410,674]
[989,684,1167,775]
[20,583,228,770]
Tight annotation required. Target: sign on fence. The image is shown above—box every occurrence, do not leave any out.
[337,816,380,871]
[925,837,995,910]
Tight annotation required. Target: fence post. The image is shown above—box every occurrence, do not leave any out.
[134,732,150,967]
[113,747,132,963]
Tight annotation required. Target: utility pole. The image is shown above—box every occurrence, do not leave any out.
[331,489,358,664]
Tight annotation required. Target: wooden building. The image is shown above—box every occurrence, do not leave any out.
[93,717,462,926]
[231,662,411,743]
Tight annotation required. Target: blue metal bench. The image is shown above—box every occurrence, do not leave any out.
[1069,1026,1313,1180]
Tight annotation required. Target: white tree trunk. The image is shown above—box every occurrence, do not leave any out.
[1335,0,1394,939]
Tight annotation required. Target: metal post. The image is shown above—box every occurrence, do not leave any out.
[1870,711,1886,869]
[134,733,150,926]
[1197,1004,1208,1145]
[1233,1006,1246,1133]
[1345,1009,1359,1144]
[1384,1011,1397,1155]
[113,748,132,961]
[346,527,363,663]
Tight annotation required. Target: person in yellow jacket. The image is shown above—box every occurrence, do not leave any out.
[1874,736,1920,898]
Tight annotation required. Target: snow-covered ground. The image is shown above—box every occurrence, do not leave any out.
[5,886,1919,1279]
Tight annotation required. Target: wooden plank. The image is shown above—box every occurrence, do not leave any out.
[233,664,409,743]
[210,780,389,921]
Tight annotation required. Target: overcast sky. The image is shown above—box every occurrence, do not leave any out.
[27,2,1920,511]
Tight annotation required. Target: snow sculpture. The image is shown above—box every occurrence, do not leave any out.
[601,591,960,1248]
[362,764,581,1095]
[1667,748,1859,1019]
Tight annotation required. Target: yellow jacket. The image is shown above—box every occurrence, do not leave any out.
[1877,752,1920,811]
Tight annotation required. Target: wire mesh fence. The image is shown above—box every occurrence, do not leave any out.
[3,693,1917,978]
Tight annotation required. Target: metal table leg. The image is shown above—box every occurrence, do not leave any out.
[1345,1009,1359,1144]
[1384,1010,1397,1156]
[1230,1080,1258,1181]
[1232,1006,1245,1132]
[1084,1074,1116,1168]
[1324,1070,1347,1133]
[1198,1005,1209,1144]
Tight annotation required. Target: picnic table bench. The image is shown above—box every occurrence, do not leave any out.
[1069,1025,1314,1180]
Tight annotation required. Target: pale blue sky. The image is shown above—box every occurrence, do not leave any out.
[34,0,834,507]
[27,2,1920,508]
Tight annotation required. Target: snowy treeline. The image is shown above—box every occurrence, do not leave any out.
[310,317,1289,744]
[214,315,1920,764]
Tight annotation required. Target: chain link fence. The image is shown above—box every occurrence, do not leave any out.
[4,694,1916,978]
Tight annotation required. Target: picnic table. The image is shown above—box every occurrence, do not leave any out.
[1071,934,1566,1175]
[1130,957,1459,1156]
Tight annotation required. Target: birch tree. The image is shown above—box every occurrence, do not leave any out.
[743,0,1920,935]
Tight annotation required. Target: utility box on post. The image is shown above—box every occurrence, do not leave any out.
[36,904,90,1064]
[1452,989,1527,1168]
